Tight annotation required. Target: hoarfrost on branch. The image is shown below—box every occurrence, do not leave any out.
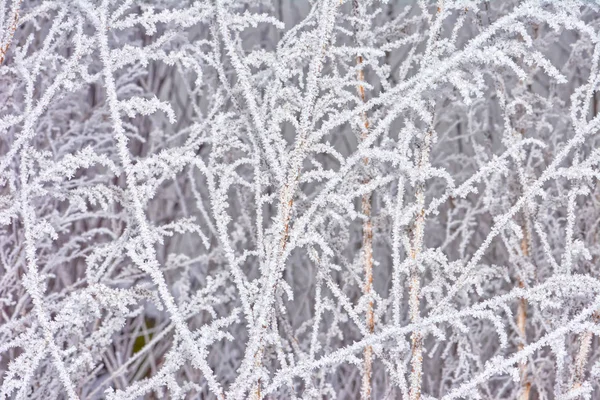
[2,0,600,399]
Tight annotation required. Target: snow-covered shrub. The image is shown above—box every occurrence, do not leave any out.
[2,0,600,399]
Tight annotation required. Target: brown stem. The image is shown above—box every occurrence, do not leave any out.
[517,278,530,400]
[409,123,433,400]
[517,208,532,400]
[409,208,425,400]
[0,0,23,65]
[516,73,533,399]
[571,312,599,392]
[352,4,374,400]
[572,331,593,391]
[361,187,374,399]
[356,50,375,400]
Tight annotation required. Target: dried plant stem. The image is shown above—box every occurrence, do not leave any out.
[572,331,593,390]
[351,4,375,400]
[409,125,433,400]
[517,153,532,400]
[571,312,599,391]
[361,189,374,400]
[517,277,530,400]
[408,210,424,400]
[355,51,375,400]
[0,0,23,65]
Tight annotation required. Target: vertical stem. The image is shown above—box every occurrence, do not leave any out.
[517,70,534,398]
[409,211,424,400]
[351,3,375,399]
[572,331,593,391]
[516,190,531,400]
[0,0,23,65]
[357,53,375,400]
[517,278,530,400]
[407,4,444,395]
[571,312,598,391]
[409,123,433,400]
[361,186,374,400]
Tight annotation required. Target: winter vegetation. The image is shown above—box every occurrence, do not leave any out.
[3,0,600,398]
